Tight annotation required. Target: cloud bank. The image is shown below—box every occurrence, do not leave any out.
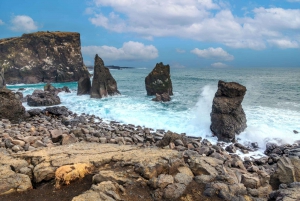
[10,15,38,32]
[191,47,234,61]
[88,0,300,49]
[82,41,158,61]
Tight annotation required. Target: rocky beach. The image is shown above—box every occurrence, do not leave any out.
[0,31,300,201]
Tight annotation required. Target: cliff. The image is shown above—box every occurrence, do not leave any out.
[0,31,89,84]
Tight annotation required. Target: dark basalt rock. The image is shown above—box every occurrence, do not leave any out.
[0,88,27,123]
[0,31,90,84]
[77,75,91,95]
[0,68,5,89]
[152,93,171,102]
[145,62,173,96]
[90,54,120,98]
[210,80,247,142]
[27,90,61,106]
[44,83,71,95]
[44,106,69,116]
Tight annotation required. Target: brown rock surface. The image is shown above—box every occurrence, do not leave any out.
[90,54,120,98]
[0,68,5,88]
[0,31,89,84]
[0,88,27,123]
[210,80,247,142]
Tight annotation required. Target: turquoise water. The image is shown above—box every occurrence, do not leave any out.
[7,67,300,155]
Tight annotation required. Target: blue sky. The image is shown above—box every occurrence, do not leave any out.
[0,0,300,68]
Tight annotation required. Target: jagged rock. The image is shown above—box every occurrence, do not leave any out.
[145,62,173,96]
[27,90,61,106]
[44,83,71,95]
[90,54,120,98]
[44,106,69,116]
[210,80,247,142]
[0,68,6,88]
[152,92,171,102]
[0,88,27,123]
[77,75,91,95]
[27,109,42,117]
[157,131,186,147]
[0,31,89,84]
[188,156,223,176]
[269,182,300,201]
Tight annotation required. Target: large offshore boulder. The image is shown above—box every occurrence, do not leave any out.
[210,80,247,142]
[0,88,27,123]
[0,68,5,88]
[145,62,173,96]
[90,54,120,98]
[0,31,89,84]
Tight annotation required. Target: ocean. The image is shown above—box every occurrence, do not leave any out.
[7,67,300,157]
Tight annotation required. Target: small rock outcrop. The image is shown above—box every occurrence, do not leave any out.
[0,68,5,88]
[27,90,61,106]
[77,75,91,95]
[0,31,90,84]
[145,62,173,97]
[152,92,171,102]
[0,88,27,123]
[90,54,120,98]
[210,80,247,142]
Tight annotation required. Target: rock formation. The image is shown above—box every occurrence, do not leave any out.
[27,90,61,106]
[152,92,171,102]
[145,62,173,97]
[210,80,247,142]
[0,31,90,84]
[90,54,120,98]
[77,75,91,95]
[0,68,5,88]
[0,88,27,123]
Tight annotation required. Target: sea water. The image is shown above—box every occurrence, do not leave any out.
[7,67,300,156]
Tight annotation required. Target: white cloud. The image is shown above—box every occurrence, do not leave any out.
[191,47,234,61]
[211,62,229,68]
[0,19,4,25]
[88,1,300,49]
[10,15,38,32]
[268,39,299,48]
[82,41,158,61]
[176,48,185,53]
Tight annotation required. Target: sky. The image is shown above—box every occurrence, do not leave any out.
[0,0,300,68]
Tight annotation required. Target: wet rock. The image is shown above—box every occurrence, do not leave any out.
[0,31,89,84]
[210,80,247,142]
[77,75,91,95]
[44,106,69,116]
[0,88,27,123]
[90,54,120,98]
[145,62,173,96]
[152,92,171,102]
[226,144,237,153]
[27,90,60,106]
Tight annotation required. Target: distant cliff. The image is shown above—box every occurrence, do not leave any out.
[0,31,90,84]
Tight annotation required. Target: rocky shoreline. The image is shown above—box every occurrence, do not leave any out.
[1,106,300,201]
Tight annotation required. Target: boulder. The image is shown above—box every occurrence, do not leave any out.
[44,106,69,116]
[90,54,120,98]
[27,90,61,106]
[0,88,27,123]
[0,68,5,88]
[210,80,247,142]
[145,62,173,96]
[0,31,89,84]
[152,92,171,102]
[77,75,91,95]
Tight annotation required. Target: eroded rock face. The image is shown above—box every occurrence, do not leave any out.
[210,80,247,142]
[0,88,27,123]
[145,62,173,96]
[90,54,120,98]
[77,75,91,95]
[0,31,89,84]
[0,68,5,88]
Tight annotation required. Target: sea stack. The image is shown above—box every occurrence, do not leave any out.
[210,80,247,142]
[145,62,173,101]
[90,54,120,98]
[0,31,90,84]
